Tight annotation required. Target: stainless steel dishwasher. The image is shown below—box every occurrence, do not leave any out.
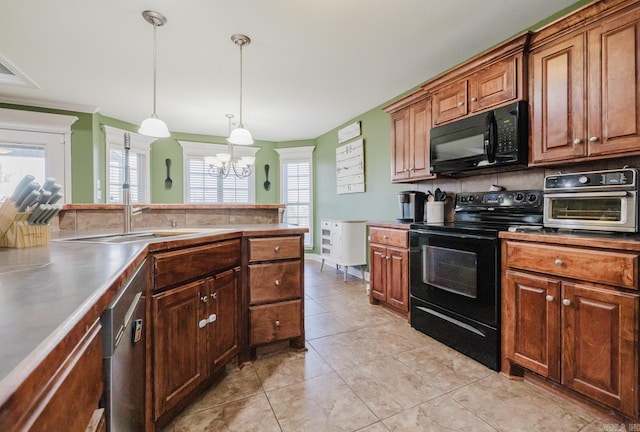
[101,259,147,432]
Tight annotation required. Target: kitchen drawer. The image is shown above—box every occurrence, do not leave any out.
[369,227,408,248]
[249,300,302,345]
[249,260,302,304]
[248,236,301,262]
[153,239,241,291]
[504,241,638,289]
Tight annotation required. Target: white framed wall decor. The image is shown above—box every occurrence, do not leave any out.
[336,138,365,194]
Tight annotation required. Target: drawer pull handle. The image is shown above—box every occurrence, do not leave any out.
[554,259,563,266]
[275,320,281,328]
[562,299,571,307]
[274,246,281,252]
[198,319,208,329]
[210,292,217,299]
[201,295,208,303]
[545,295,554,302]
[274,280,281,286]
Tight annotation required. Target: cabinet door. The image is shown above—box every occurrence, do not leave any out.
[409,98,432,179]
[209,268,240,372]
[391,108,411,181]
[432,80,468,125]
[504,270,561,381]
[469,58,518,112]
[587,7,640,156]
[152,280,206,419]
[561,282,639,417]
[386,246,409,311]
[369,244,387,302]
[531,33,586,163]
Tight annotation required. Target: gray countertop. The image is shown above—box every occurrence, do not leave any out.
[0,224,307,395]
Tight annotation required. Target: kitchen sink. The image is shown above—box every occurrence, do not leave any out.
[56,229,212,244]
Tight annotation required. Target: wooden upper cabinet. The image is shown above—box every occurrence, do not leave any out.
[530,3,640,165]
[469,57,518,112]
[587,6,640,156]
[432,81,468,125]
[389,97,433,182]
[530,34,586,163]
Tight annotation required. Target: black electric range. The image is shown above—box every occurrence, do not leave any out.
[408,189,543,371]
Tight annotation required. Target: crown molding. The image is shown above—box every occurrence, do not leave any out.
[0,96,99,114]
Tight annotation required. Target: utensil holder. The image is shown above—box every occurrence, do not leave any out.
[0,201,50,248]
[426,201,445,224]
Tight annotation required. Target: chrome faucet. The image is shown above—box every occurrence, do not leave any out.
[123,133,150,233]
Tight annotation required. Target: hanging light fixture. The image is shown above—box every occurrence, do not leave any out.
[204,114,255,178]
[138,10,170,138]
[227,34,254,145]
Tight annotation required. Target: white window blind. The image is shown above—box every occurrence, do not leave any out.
[103,126,154,204]
[108,148,146,203]
[179,141,259,204]
[275,146,315,249]
[186,157,250,203]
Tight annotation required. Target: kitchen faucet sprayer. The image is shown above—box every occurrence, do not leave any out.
[123,133,133,233]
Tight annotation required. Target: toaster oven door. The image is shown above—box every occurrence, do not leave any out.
[543,191,637,232]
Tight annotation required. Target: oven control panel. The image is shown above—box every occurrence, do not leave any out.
[456,189,543,210]
[544,168,638,191]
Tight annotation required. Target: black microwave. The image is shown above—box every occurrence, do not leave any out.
[430,100,528,176]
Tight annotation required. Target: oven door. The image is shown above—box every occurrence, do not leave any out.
[544,191,637,232]
[409,229,499,327]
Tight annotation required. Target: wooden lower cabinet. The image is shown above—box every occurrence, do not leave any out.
[152,267,240,422]
[503,245,640,418]
[243,234,305,360]
[368,225,410,315]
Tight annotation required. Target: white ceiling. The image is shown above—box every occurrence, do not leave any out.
[0,0,579,142]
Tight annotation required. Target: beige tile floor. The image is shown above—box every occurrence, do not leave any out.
[164,262,630,432]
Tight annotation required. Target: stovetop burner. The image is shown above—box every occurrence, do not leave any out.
[411,189,544,235]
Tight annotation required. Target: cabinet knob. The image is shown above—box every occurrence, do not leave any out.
[457,101,464,107]
[471,97,477,102]
[573,138,582,145]
[554,259,563,266]
[589,136,599,142]
[198,319,208,328]
[275,320,281,328]
[383,235,389,239]
[201,295,208,303]
[209,314,217,323]
[274,279,281,286]
[545,295,554,302]
[386,255,390,260]
[562,299,571,307]
[274,246,280,252]
[210,292,217,299]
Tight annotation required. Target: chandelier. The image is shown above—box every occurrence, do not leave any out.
[204,114,255,178]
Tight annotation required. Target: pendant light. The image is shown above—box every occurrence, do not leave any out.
[227,34,254,145]
[139,10,170,138]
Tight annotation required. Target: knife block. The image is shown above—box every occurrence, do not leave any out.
[0,199,18,235]
[0,220,50,248]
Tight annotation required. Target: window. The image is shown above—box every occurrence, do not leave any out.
[179,141,259,203]
[104,126,154,204]
[0,108,77,202]
[275,146,315,248]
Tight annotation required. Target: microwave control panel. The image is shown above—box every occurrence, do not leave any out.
[544,168,638,191]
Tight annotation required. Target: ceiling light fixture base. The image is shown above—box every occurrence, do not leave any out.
[231,34,251,47]
[142,10,167,27]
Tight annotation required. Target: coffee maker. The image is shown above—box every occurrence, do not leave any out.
[397,191,426,222]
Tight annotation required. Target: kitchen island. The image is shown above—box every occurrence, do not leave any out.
[0,223,307,431]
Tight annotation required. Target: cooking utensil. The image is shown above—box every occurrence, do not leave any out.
[28,204,46,224]
[18,190,40,212]
[37,190,52,205]
[427,191,435,202]
[42,177,56,191]
[10,175,35,202]
[165,158,173,189]
[15,182,40,207]
[48,192,63,205]
[264,164,271,191]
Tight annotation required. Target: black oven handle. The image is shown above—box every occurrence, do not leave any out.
[411,230,498,241]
